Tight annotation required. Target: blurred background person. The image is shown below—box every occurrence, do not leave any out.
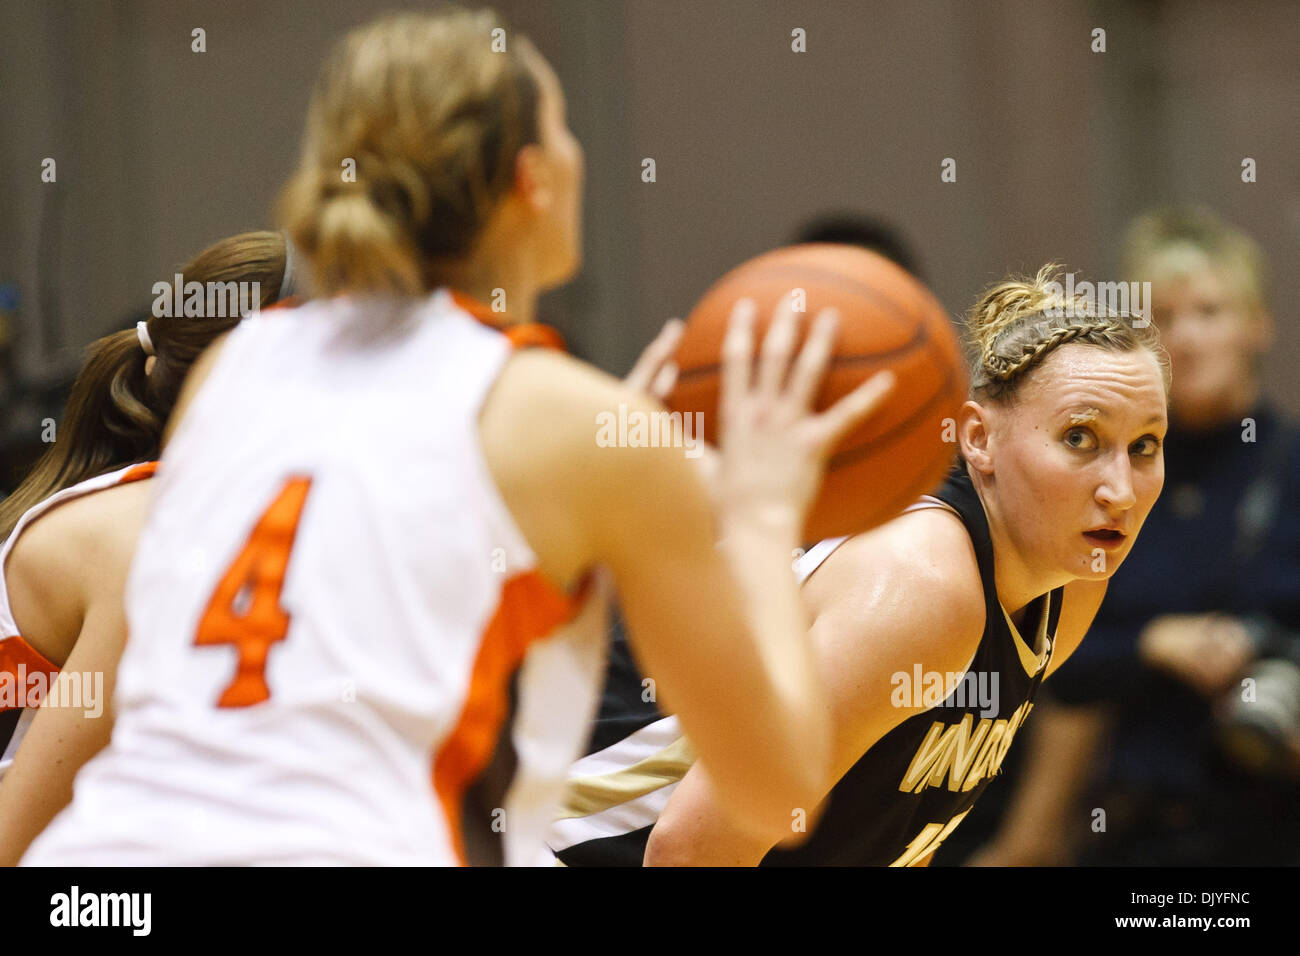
[968,206,1300,866]
[794,213,924,280]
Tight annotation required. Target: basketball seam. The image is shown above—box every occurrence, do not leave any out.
[727,261,923,332]
[826,343,963,470]
[675,320,932,383]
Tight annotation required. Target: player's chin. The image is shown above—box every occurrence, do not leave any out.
[1073,542,1131,580]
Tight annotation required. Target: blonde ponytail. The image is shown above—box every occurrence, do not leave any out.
[307,186,424,297]
[278,8,541,298]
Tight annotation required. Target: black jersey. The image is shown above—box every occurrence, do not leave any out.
[549,464,1063,866]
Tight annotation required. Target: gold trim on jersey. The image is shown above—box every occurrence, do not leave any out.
[1001,592,1053,677]
[558,735,696,819]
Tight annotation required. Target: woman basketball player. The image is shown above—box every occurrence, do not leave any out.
[0,231,293,864]
[550,265,1171,866]
[20,9,892,866]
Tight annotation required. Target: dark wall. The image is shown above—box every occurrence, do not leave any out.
[2,0,1297,410]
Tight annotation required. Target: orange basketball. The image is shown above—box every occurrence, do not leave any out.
[666,243,968,542]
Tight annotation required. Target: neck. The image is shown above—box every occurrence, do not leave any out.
[432,236,539,326]
[972,473,1070,626]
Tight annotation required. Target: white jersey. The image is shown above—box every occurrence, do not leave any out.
[25,290,608,866]
[0,462,157,782]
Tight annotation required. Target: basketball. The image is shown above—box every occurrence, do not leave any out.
[666,243,968,542]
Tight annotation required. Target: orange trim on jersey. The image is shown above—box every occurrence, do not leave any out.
[432,569,591,865]
[502,323,566,352]
[119,461,159,484]
[449,289,567,353]
[263,296,304,313]
[0,635,60,710]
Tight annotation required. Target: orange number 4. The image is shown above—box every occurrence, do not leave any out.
[195,476,312,707]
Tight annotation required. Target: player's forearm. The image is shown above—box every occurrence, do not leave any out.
[714,509,830,815]
[644,763,775,866]
[0,705,113,865]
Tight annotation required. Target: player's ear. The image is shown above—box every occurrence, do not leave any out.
[958,400,994,475]
[512,143,551,213]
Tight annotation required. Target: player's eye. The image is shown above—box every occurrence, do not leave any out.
[1064,427,1097,451]
[1131,435,1161,457]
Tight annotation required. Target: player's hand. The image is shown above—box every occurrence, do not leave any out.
[624,318,684,399]
[716,295,894,532]
[1138,614,1254,697]
[625,317,720,501]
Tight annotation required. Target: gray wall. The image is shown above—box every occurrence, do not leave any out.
[2,0,1297,411]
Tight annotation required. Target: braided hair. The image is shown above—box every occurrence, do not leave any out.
[968,264,1170,403]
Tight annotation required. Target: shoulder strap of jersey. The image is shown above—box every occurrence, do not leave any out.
[931,462,999,613]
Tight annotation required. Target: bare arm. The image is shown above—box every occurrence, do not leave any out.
[485,350,828,845]
[0,484,147,865]
[484,303,893,846]
[0,601,126,865]
[644,510,987,865]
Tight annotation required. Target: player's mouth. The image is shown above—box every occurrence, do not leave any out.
[1083,527,1127,550]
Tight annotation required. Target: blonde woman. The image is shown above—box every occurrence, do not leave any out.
[20,9,891,866]
[972,208,1300,867]
[551,265,1170,866]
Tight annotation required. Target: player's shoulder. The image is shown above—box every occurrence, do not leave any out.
[802,506,986,661]
[483,347,663,477]
[481,346,699,587]
[8,475,151,578]
[5,475,151,659]
[490,346,630,416]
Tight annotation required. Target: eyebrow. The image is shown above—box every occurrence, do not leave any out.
[1062,406,1167,428]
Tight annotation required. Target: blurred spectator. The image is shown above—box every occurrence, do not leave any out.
[968,206,1300,866]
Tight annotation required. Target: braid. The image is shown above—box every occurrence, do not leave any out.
[984,319,1128,384]
[965,265,1168,402]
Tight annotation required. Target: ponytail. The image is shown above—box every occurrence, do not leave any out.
[0,330,156,538]
[278,8,541,298]
[0,230,288,539]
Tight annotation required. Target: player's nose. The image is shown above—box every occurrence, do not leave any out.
[1095,453,1137,512]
